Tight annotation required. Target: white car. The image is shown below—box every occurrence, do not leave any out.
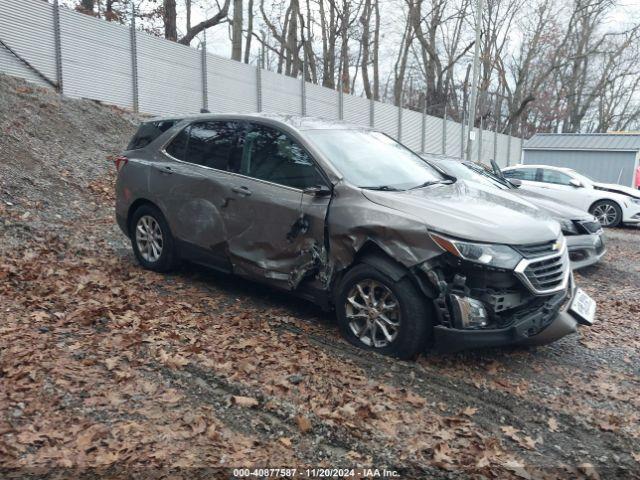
[502,164,640,227]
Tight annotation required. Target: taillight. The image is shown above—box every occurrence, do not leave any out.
[114,155,128,172]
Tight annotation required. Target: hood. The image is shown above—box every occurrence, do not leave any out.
[592,182,640,199]
[361,180,561,245]
[513,188,593,221]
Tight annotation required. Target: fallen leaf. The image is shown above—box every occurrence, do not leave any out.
[548,417,559,432]
[578,463,600,480]
[462,406,478,417]
[502,459,531,479]
[104,358,118,371]
[232,396,259,408]
[279,437,292,447]
[296,415,312,433]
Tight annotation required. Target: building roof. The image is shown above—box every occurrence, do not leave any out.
[524,133,640,152]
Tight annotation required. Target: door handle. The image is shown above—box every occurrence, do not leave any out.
[231,186,252,196]
[156,165,174,175]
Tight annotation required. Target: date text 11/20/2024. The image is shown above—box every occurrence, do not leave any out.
[232,468,401,478]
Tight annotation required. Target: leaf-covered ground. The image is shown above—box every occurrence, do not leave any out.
[1,75,639,479]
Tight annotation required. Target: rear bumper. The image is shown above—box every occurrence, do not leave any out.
[567,233,606,270]
[433,280,580,353]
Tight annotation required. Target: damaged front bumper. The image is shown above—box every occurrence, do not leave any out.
[432,275,583,353]
[567,233,606,270]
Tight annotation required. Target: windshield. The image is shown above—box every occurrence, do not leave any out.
[435,160,510,190]
[305,129,445,189]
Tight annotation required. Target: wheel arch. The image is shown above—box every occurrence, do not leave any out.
[127,198,163,236]
[588,197,623,212]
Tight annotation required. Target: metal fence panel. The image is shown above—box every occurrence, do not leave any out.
[423,115,441,154]
[445,119,463,157]
[374,101,397,137]
[261,70,300,114]
[207,54,257,113]
[0,0,57,85]
[0,0,525,159]
[401,109,422,152]
[306,82,339,120]
[343,94,370,126]
[136,32,201,116]
[59,8,133,108]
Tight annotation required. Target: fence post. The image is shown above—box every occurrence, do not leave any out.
[338,80,344,120]
[369,97,374,127]
[52,0,63,93]
[129,4,139,113]
[256,55,263,112]
[442,102,447,155]
[493,124,498,163]
[301,59,306,116]
[201,38,208,112]
[460,112,465,159]
[477,117,483,162]
[420,100,426,153]
[397,102,402,142]
[506,125,513,166]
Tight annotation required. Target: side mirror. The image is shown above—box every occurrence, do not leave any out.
[569,179,582,188]
[303,184,332,197]
[509,178,522,187]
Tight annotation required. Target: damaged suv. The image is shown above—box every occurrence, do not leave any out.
[115,114,595,359]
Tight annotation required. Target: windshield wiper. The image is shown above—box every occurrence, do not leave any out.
[363,185,403,191]
[409,179,454,190]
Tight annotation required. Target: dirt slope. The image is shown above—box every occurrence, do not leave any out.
[1,74,639,479]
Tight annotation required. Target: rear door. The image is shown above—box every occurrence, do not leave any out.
[220,122,331,289]
[154,120,244,268]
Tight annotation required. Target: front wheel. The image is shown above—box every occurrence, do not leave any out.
[335,264,432,360]
[589,200,622,227]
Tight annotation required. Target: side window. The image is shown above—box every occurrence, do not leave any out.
[165,125,190,161]
[128,120,177,150]
[164,121,243,170]
[241,124,325,189]
[540,169,572,186]
[185,121,242,170]
[504,168,537,181]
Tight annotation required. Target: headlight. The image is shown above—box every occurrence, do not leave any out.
[559,219,579,235]
[430,233,522,269]
[631,198,640,205]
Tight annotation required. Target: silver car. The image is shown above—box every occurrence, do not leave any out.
[422,156,606,270]
[115,114,595,358]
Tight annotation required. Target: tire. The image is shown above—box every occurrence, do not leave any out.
[335,263,432,360]
[589,200,622,228]
[130,204,178,272]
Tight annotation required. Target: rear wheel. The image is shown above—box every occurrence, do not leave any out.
[130,204,178,272]
[589,200,622,227]
[336,264,432,360]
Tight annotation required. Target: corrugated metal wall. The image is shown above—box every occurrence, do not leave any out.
[0,0,523,162]
[523,150,637,187]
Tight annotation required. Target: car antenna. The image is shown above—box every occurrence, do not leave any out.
[200,108,210,113]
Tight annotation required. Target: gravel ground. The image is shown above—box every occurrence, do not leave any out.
[1,75,639,479]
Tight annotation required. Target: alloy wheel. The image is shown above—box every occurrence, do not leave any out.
[345,279,401,348]
[135,215,163,262]
[592,203,618,226]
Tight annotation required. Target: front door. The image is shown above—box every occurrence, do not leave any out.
[220,122,331,289]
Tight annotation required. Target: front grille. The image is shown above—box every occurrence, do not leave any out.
[524,255,566,291]
[515,237,570,295]
[578,220,602,234]
[515,240,558,258]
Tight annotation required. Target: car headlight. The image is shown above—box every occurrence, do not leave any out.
[430,233,522,269]
[559,219,579,235]
[631,198,640,205]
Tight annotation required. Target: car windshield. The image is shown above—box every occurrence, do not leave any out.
[435,160,510,190]
[305,129,445,190]
[566,170,595,187]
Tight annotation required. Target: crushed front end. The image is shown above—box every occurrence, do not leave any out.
[419,235,591,352]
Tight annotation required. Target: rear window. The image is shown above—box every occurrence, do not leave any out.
[127,120,177,150]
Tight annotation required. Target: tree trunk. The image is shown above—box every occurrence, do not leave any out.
[163,0,178,41]
[243,0,254,63]
[231,0,243,61]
